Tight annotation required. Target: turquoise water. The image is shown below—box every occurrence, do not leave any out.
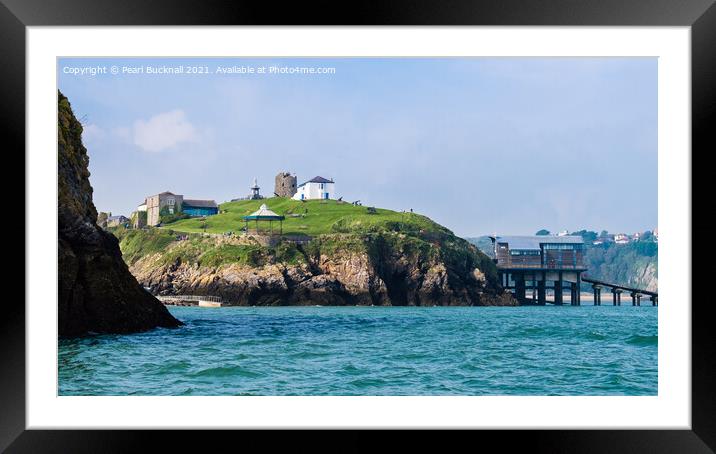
[58,306,657,396]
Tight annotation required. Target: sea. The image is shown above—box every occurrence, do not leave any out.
[58,305,657,396]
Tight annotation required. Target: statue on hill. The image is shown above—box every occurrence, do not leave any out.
[249,177,263,200]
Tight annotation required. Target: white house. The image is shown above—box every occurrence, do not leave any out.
[614,233,630,244]
[292,176,335,201]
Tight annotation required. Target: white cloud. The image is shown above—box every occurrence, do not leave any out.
[81,124,105,144]
[111,126,131,141]
[132,109,198,152]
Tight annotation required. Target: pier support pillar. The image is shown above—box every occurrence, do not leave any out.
[576,273,582,306]
[515,274,526,305]
[612,289,622,306]
[570,282,579,306]
[651,295,657,306]
[636,293,641,306]
[631,292,637,306]
[592,285,602,306]
[537,273,546,306]
[554,279,563,305]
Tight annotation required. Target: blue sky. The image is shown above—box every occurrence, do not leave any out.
[58,57,657,237]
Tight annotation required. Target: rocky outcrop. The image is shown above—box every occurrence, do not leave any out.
[127,233,517,307]
[632,261,658,293]
[58,91,182,336]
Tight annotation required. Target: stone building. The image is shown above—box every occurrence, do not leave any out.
[143,192,218,226]
[106,215,130,228]
[131,201,148,228]
[274,171,297,198]
[146,191,183,226]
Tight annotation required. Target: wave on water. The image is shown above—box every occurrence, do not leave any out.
[152,360,192,374]
[191,365,263,378]
[625,334,658,346]
[287,351,331,359]
[349,377,388,388]
[511,325,569,338]
[336,364,364,376]
[584,331,608,341]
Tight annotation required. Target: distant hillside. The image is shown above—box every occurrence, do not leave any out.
[583,242,657,292]
[465,236,495,258]
[465,234,658,292]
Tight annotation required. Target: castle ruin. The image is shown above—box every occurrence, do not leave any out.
[274,171,297,198]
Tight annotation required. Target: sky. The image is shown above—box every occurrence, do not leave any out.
[58,57,657,237]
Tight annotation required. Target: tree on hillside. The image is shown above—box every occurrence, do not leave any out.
[572,229,598,243]
[535,229,550,236]
[159,206,188,225]
[632,240,657,256]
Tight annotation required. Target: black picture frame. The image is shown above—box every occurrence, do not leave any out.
[4,0,713,451]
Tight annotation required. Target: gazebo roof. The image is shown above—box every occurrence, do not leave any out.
[243,204,285,221]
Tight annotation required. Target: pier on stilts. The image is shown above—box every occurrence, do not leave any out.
[489,235,657,307]
[581,276,657,306]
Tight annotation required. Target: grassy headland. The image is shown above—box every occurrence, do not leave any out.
[112,198,509,306]
[163,198,449,236]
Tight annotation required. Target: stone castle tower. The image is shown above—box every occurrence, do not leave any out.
[274,171,297,198]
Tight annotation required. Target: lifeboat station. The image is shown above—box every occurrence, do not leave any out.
[489,235,587,305]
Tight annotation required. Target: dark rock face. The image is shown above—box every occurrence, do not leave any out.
[57,91,182,336]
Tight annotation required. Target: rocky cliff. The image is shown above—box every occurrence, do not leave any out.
[631,260,658,293]
[119,229,516,307]
[58,91,182,336]
[582,241,658,293]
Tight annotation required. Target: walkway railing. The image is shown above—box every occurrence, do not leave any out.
[156,295,223,303]
[497,263,587,270]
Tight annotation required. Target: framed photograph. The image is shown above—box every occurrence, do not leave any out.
[6,0,713,451]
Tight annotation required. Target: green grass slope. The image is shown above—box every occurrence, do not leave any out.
[163,197,450,236]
